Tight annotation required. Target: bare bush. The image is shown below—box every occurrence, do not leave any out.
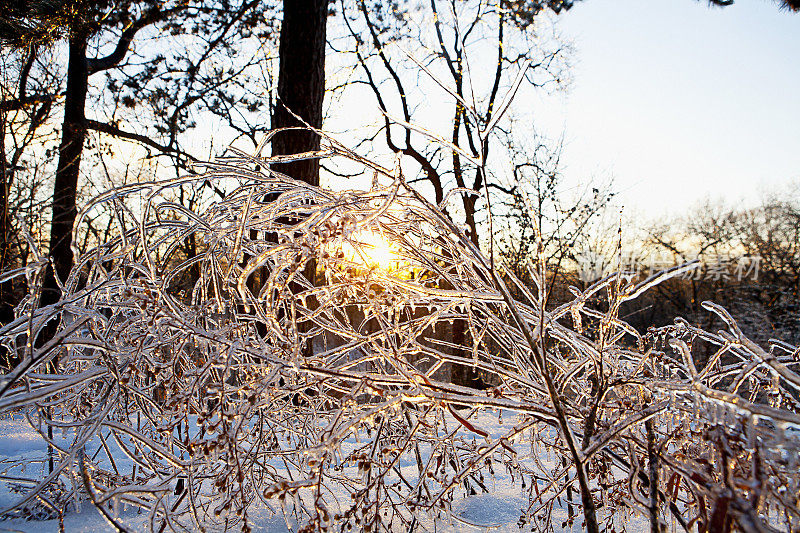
[0,135,798,532]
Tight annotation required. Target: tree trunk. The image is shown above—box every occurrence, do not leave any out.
[463,194,479,247]
[268,0,329,356]
[42,33,89,308]
[271,0,329,184]
[0,109,13,325]
[452,192,480,387]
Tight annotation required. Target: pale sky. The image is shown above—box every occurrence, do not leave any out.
[530,0,800,215]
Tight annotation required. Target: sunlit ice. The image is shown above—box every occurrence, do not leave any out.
[336,228,400,271]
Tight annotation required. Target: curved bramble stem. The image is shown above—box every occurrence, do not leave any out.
[0,133,797,531]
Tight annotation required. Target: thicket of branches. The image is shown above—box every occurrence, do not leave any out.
[1,2,799,532]
[0,137,797,532]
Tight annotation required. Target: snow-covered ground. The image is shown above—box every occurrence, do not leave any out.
[0,411,649,532]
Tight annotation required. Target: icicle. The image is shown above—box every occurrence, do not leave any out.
[71,469,81,513]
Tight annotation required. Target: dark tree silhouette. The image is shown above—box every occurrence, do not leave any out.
[0,1,276,311]
[271,0,330,186]
[706,0,799,10]
[0,0,73,46]
[43,28,90,308]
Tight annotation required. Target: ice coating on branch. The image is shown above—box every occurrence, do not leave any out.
[0,137,797,531]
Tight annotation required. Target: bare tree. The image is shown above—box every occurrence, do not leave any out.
[339,0,572,246]
[0,0,278,315]
[639,191,800,345]
[1,45,60,322]
[494,135,614,295]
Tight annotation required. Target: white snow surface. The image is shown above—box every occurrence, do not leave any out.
[0,412,649,532]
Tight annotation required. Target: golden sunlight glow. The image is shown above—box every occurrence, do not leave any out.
[339,229,399,271]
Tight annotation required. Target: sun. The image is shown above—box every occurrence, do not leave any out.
[338,228,400,271]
